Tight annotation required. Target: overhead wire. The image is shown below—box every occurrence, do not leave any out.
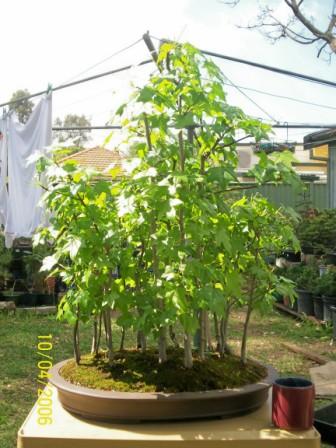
[58,38,144,86]
[150,35,336,89]
[220,73,278,122]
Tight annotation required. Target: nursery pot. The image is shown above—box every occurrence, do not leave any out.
[296,289,314,316]
[322,296,336,322]
[272,377,315,430]
[281,251,301,263]
[331,306,336,341]
[324,253,336,266]
[313,296,324,321]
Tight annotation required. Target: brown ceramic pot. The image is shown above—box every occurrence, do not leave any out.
[49,360,277,422]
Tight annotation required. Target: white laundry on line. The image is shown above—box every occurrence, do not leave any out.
[0,117,8,227]
[3,94,52,248]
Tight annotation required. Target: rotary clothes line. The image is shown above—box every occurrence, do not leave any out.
[0,94,52,248]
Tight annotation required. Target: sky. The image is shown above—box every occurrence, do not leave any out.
[1,0,336,146]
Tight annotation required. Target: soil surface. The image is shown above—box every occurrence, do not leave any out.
[60,349,267,393]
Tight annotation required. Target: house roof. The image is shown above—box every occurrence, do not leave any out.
[304,128,336,150]
[60,147,124,173]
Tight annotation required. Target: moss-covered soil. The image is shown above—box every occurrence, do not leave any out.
[60,349,267,393]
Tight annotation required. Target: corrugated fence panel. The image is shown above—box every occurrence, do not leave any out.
[242,183,328,210]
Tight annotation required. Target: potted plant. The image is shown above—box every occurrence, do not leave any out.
[23,244,55,306]
[296,209,336,260]
[313,269,336,322]
[295,264,318,316]
[0,234,13,293]
[35,41,300,422]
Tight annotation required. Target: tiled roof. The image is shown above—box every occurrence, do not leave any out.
[60,147,124,173]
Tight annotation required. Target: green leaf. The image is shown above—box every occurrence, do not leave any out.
[174,112,196,129]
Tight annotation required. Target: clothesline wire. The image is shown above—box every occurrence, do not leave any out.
[150,35,336,89]
[220,73,278,122]
[2,36,336,109]
[51,124,336,131]
[57,38,144,86]
[0,59,153,109]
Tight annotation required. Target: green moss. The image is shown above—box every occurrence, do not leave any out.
[60,349,267,393]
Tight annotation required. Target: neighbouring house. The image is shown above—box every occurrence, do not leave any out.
[60,146,125,175]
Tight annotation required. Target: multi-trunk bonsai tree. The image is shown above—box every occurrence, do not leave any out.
[36,42,299,372]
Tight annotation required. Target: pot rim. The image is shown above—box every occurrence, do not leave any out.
[274,377,314,390]
[49,359,277,401]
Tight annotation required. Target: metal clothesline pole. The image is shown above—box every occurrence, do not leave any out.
[0,59,153,109]
[2,39,336,109]
[51,124,336,131]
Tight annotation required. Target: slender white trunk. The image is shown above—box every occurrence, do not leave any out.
[184,332,193,368]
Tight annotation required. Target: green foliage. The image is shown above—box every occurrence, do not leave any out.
[36,42,300,366]
[0,235,12,286]
[313,269,336,297]
[9,89,34,124]
[296,209,336,255]
[276,263,319,291]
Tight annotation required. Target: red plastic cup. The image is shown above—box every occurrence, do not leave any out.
[272,377,315,430]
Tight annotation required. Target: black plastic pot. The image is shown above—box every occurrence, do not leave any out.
[313,296,324,321]
[314,402,336,445]
[281,251,301,263]
[301,245,314,255]
[322,296,336,322]
[36,294,55,306]
[296,289,314,316]
[331,306,336,341]
[1,292,27,306]
[16,293,37,307]
[324,253,336,266]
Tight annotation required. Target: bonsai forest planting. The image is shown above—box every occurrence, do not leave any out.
[35,43,301,408]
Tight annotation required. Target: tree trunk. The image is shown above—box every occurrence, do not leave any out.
[120,326,126,351]
[214,312,221,352]
[104,308,114,365]
[184,332,193,368]
[96,311,103,358]
[158,326,167,363]
[241,276,256,364]
[137,330,147,352]
[91,316,98,355]
[220,305,233,357]
[169,325,180,348]
[73,318,80,364]
[199,309,207,360]
[241,304,252,364]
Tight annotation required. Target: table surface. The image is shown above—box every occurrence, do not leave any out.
[17,385,321,448]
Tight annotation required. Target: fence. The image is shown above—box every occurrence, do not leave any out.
[242,183,328,210]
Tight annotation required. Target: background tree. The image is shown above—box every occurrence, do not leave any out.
[54,114,92,146]
[9,89,34,124]
[224,0,336,60]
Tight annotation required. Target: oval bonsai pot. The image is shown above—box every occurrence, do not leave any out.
[49,360,277,422]
[296,289,314,316]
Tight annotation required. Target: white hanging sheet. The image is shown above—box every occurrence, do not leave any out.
[4,94,52,248]
[0,117,8,227]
